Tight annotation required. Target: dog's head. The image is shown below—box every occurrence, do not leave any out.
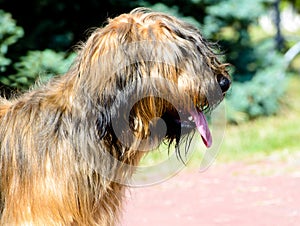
[75,8,231,155]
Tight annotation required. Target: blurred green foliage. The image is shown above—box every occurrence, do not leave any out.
[0,10,23,74]
[285,0,300,12]
[226,39,287,121]
[9,50,76,89]
[141,2,202,28]
[0,0,296,122]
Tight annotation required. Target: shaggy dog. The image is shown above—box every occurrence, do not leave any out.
[0,8,230,225]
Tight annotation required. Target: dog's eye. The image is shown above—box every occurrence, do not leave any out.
[217,74,231,93]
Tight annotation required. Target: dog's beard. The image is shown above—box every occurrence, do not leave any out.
[146,107,209,164]
[128,97,212,152]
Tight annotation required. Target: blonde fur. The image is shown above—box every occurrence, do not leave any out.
[0,8,230,225]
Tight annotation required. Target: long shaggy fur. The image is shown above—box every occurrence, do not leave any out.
[0,8,230,225]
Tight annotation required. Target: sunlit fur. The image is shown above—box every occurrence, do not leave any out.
[0,8,230,225]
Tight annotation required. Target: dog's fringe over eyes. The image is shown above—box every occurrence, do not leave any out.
[0,7,230,225]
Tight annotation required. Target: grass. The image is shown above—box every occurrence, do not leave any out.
[140,75,300,167]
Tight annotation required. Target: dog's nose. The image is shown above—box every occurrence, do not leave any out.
[217,74,231,93]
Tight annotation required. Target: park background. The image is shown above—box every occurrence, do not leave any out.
[1,0,300,225]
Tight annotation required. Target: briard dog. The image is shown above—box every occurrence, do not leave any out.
[0,8,230,225]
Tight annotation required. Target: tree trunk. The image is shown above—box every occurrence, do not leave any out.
[274,0,284,51]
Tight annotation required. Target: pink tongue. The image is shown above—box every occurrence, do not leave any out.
[190,111,212,148]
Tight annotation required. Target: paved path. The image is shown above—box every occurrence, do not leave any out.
[121,158,300,226]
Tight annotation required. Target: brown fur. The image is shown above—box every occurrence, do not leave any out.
[0,8,230,225]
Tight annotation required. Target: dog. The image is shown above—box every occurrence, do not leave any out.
[0,7,230,225]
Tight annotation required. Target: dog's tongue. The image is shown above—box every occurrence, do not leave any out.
[190,110,212,148]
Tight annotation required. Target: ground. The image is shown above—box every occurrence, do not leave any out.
[121,154,300,226]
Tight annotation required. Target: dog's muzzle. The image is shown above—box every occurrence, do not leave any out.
[217,74,231,94]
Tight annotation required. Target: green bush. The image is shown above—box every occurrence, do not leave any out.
[8,49,76,89]
[0,10,24,83]
[0,10,75,90]
[226,40,286,122]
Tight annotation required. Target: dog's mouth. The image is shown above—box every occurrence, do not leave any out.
[162,108,212,148]
[128,97,212,148]
[179,109,212,148]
